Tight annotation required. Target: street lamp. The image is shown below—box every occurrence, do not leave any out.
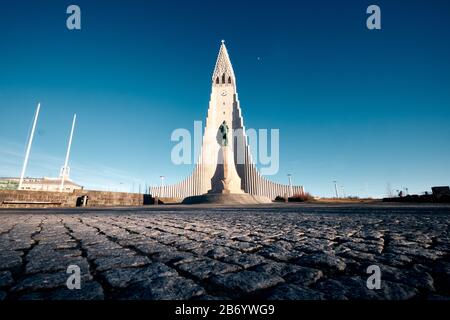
[287,174,293,197]
[340,185,345,198]
[160,176,165,198]
[333,180,339,199]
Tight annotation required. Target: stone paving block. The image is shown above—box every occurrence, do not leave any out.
[386,246,445,261]
[133,242,172,255]
[209,271,285,297]
[0,251,23,270]
[94,254,150,272]
[152,250,198,264]
[176,258,241,280]
[378,253,412,267]
[378,280,419,300]
[26,255,89,275]
[315,276,419,300]
[12,272,92,292]
[0,270,14,287]
[204,246,236,259]
[118,276,205,300]
[253,261,304,278]
[368,263,435,291]
[257,245,300,262]
[47,281,105,300]
[101,263,178,288]
[283,266,323,286]
[295,252,347,272]
[266,284,325,300]
[222,253,267,269]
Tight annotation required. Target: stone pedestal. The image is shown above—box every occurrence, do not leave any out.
[182,145,271,204]
[208,145,244,195]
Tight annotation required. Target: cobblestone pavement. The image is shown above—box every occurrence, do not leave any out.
[1,204,450,300]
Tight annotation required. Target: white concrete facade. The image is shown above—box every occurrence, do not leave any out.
[151,41,304,200]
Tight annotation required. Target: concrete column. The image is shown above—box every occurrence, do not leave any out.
[258,174,262,196]
[261,177,265,198]
[198,165,202,195]
[253,167,258,196]
[271,182,276,200]
[259,173,263,196]
[253,171,258,196]
[179,182,183,198]
[180,182,183,198]
[259,178,266,196]
[251,166,256,196]
[192,172,195,196]
[195,166,199,195]
[267,182,272,200]
[272,182,275,200]
[201,163,205,194]
[248,162,253,195]
[186,176,191,197]
[187,176,191,197]
[245,150,250,193]
[264,178,268,199]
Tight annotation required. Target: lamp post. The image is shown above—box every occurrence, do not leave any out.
[287,174,293,197]
[160,176,165,198]
[333,180,339,199]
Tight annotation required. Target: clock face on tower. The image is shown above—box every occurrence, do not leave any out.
[221,90,228,96]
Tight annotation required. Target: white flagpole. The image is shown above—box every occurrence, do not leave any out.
[18,103,41,190]
[60,114,77,192]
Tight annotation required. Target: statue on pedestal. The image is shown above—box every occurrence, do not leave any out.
[208,121,243,194]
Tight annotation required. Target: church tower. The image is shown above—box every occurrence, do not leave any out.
[151,41,304,202]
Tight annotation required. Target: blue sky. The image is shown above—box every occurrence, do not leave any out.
[0,0,449,197]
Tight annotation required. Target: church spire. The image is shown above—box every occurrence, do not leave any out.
[212,40,236,86]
